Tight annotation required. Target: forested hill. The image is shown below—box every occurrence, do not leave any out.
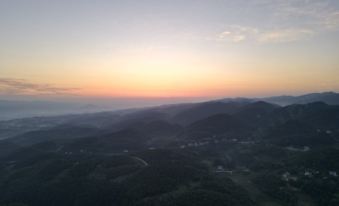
[0,98,339,206]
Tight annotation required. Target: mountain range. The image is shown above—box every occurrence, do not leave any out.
[0,91,338,121]
[0,92,339,206]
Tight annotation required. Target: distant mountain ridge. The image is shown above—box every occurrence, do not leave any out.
[0,91,338,121]
[218,91,339,106]
[261,92,339,106]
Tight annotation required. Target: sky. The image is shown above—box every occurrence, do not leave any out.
[1,0,339,100]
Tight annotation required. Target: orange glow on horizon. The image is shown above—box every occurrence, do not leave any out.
[2,46,339,98]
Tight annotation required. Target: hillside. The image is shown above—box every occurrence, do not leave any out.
[0,100,339,206]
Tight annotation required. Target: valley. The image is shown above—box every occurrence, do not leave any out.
[0,97,338,206]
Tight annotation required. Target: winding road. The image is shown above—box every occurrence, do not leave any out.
[132,156,149,167]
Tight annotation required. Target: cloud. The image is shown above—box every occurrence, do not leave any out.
[216,0,339,44]
[258,29,314,43]
[218,31,246,43]
[217,26,258,43]
[254,0,339,30]
[323,11,339,29]
[217,26,313,44]
[0,78,79,95]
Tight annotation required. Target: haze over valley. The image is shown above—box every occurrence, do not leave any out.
[1,0,339,206]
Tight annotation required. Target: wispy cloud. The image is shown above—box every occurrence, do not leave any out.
[217,26,313,44]
[216,0,339,44]
[257,29,314,43]
[217,26,258,43]
[0,78,79,95]
[323,11,339,29]
[262,0,339,30]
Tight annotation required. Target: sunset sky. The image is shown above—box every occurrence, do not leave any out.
[1,0,339,99]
